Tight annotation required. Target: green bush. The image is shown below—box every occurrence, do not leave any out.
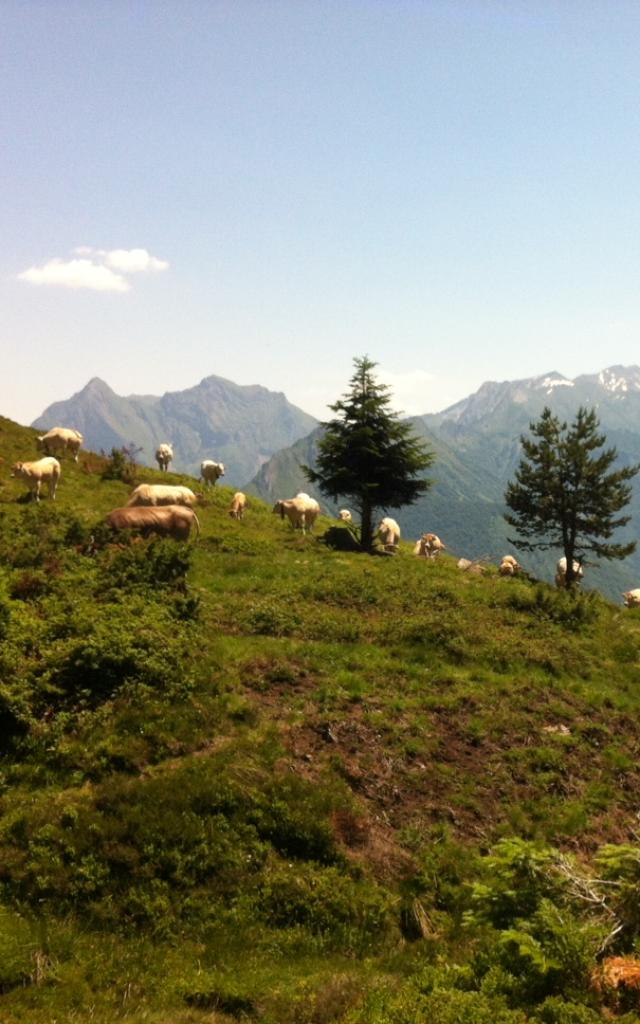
[257,863,391,950]
[40,599,194,707]
[100,446,138,483]
[504,585,601,628]
[533,997,602,1023]
[97,538,193,593]
[467,839,564,930]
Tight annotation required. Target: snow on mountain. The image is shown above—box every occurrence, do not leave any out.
[533,373,575,394]
[596,366,640,393]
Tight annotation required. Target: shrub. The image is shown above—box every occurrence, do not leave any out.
[100,446,140,483]
[97,538,193,593]
[40,599,194,708]
[257,863,391,950]
[534,997,602,1023]
[504,586,601,628]
[467,839,564,929]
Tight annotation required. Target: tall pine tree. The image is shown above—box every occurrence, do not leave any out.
[304,356,434,552]
[505,406,639,586]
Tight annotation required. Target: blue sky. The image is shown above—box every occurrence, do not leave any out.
[4,1,640,424]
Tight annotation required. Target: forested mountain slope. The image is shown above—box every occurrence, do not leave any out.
[2,414,640,1020]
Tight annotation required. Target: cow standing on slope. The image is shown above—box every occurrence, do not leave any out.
[200,460,225,487]
[377,517,401,552]
[155,444,174,472]
[37,427,83,462]
[11,458,61,501]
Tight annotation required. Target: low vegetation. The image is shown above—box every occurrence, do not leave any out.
[2,414,640,1021]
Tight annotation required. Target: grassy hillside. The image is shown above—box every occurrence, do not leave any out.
[246,417,638,598]
[3,416,640,1021]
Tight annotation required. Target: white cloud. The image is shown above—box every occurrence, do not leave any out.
[79,247,170,274]
[18,247,169,292]
[378,368,435,414]
[18,258,130,292]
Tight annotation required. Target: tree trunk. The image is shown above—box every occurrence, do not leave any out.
[564,546,577,588]
[360,502,374,553]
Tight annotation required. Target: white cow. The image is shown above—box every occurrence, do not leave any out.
[200,460,225,487]
[11,457,61,501]
[377,517,401,552]
[555,557,584,588]
[37,427,83,462]
[295,493,320,531]
[228,492,247,520]
[273,494,318,535]
[623,589,640,608]
[457,557,486,575]
[499,554,521,577]
[155,443,174,472]
[413,533,446,559]
[127,483,198,508]
[338,509,353,523]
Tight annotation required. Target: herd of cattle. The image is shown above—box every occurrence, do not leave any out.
[8,427,640,606]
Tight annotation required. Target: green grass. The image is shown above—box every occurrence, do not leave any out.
[3,414,640,1020]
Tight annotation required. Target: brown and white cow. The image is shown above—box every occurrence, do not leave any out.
[105,504,199,541]
[413,533,446,559]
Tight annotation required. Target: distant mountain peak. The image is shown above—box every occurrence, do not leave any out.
[532,372,574,394]
[32,372,317,485]
[82,376,113,394]
[596,365,640,394]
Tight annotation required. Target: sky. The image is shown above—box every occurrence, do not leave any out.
[4,1,640,425]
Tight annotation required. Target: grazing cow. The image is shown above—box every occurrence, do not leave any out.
[155,443,174,472]
[105,504,199,541]
[377,517,401,552]
[11,457,61,501]
[457,557,486,575]
[37,427,83,462]
[414,533,446,559]
[338,509,353,523]
[623,589,640,608]
[273,496,315,534]
[127,483,197,508]
[499,554,521,577]
[555,556,584,588]
[295,493,320,531]
[228,492,247,520]
[200,460,225,487]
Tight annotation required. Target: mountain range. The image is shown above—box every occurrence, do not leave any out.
[32,375,317,487]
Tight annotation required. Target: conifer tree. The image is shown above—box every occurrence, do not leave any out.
[505,406,639,586]
[304,356,434,552]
